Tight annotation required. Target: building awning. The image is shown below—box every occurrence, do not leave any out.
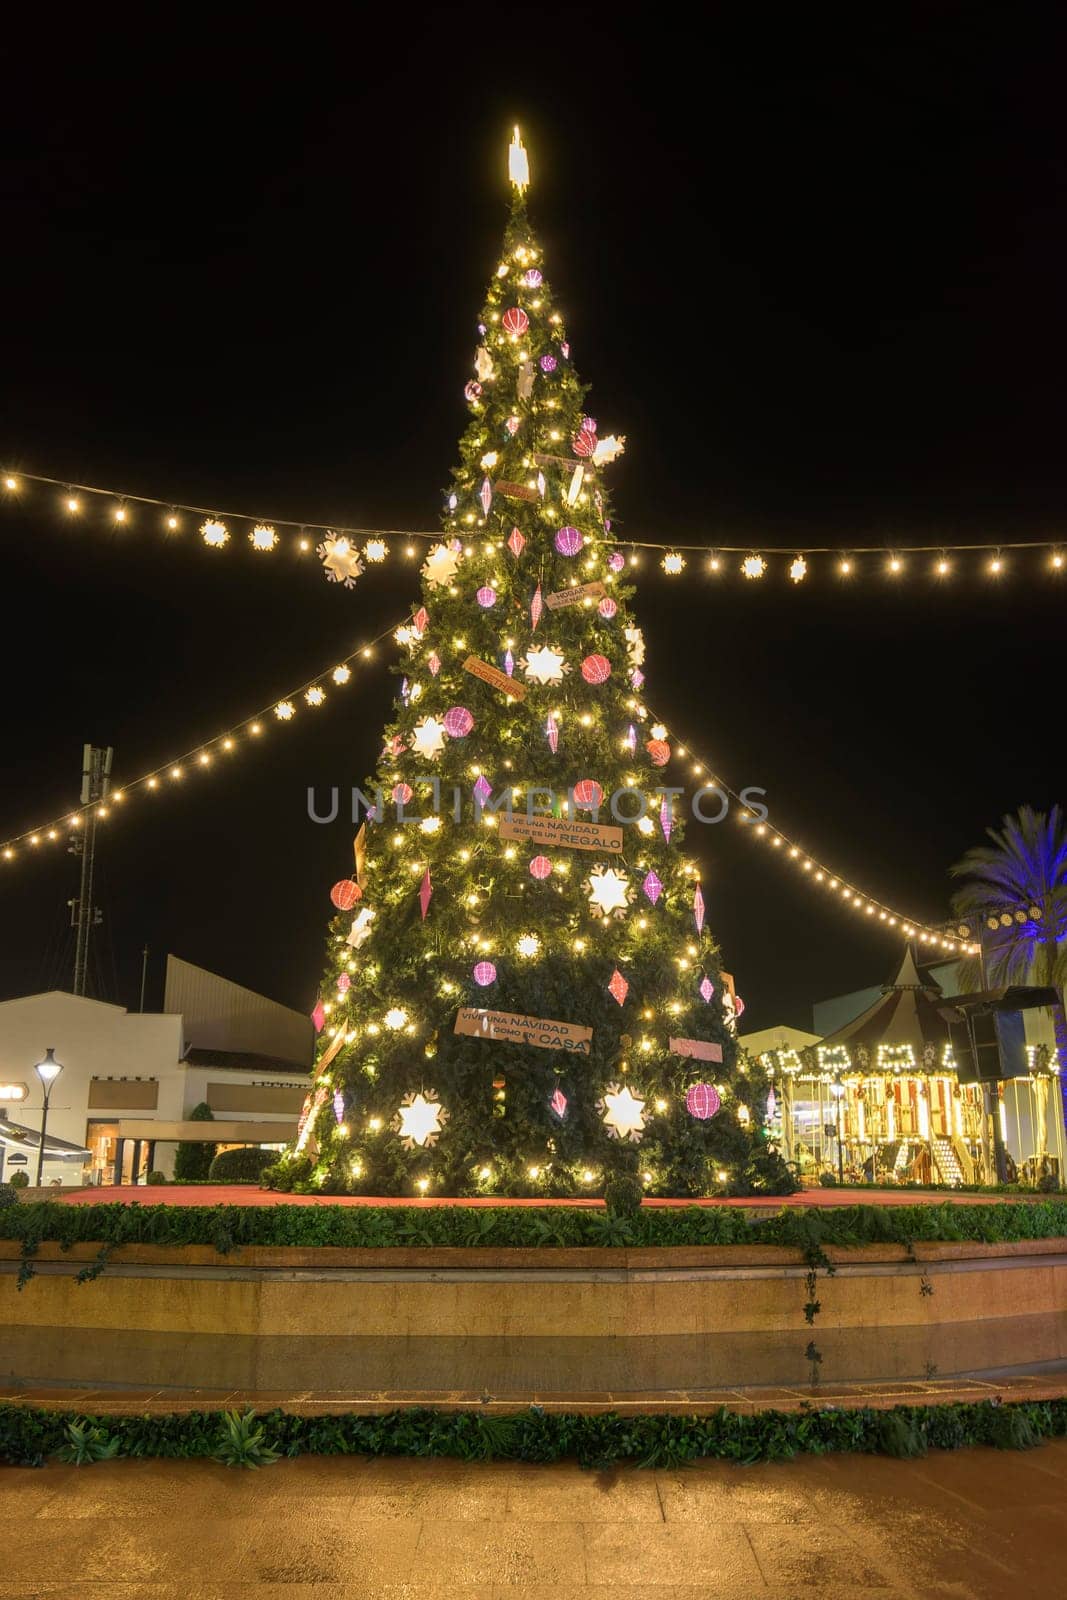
[114,1118,296,1143]
[0,1118,91,1161]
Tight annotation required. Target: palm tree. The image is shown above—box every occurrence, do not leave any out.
[950,805,1067,1138]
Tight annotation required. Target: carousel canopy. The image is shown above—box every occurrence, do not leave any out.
[819,948,952,1053]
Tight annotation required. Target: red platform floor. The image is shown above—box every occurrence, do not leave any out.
[54,1184,1032,1208]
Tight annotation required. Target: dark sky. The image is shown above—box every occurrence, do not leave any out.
[1,11,1065,1031]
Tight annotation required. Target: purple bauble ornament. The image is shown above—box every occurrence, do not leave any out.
[608,551,625,573]
[539,353,557,373]
[522,268,543,287]
[686,1083,721,1121]
[476,585,497,608]
[555,526,583,556]
[473,961,497,987]
[443,706,474,738]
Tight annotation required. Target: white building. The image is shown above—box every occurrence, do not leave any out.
[0,956,311,1187]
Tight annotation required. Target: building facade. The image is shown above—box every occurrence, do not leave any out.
[0,958,311,1186]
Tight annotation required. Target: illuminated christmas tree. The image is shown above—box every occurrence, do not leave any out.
[276,130,790,1199]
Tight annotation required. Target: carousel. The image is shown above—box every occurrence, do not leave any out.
[760,949,1065,1187]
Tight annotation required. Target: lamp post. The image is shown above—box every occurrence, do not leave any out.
[830,1081,846,1185]
[33,1048,63,1187]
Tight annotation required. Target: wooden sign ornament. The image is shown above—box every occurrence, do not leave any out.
[455,1007,593,1054]
[462,655,527,700]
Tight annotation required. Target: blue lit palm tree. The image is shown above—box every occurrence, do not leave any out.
[950,805,1067,1136]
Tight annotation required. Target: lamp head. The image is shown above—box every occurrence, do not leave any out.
[34,1047,63,1086]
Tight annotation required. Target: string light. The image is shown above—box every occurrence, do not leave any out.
[0,610,409,865]
[4,471,1065,587]
[645,699,980,954]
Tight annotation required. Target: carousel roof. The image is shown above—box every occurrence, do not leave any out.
[819,948,952,1052]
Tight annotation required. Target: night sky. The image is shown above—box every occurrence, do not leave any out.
[1,13,1065,1031]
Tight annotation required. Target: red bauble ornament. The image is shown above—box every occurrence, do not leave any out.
[686,1083,721,1120]
[529,855,553,880]
[646,738,671,767]
[581,653,612,684]
[598,596,618,619]
[572,430,596,458]
[573,778,604,809]
[330,879,361,911]
[502,307,529,336]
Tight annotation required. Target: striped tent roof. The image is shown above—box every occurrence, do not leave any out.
[819,948,952,1053]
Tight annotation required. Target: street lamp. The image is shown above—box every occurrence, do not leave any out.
[830,1081,846,1185]
[33,1048,63,1187]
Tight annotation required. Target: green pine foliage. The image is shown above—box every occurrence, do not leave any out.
[284,190,792,1200]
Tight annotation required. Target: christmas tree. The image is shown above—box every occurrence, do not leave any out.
[276,131,789,1200]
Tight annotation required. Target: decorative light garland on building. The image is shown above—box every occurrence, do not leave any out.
[644,703,979,954]
[4,472,1065,586]
[0,614,407,865]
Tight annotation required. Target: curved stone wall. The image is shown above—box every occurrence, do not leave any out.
[1,1239,1064,1393]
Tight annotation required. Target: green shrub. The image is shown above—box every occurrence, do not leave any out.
[1,1398,1064,1470]
[145,1171,168,1186]
[7,1171,28,1189]
[173,1103,216,1182]
[603,1173,643,1219]
[818,1172,839,1187]
[207,1147,275,1184]
[0,1182,19,1207]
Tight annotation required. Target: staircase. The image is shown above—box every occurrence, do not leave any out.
[931,1136,964,1187]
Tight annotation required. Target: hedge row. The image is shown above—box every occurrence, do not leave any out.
[2,1398,1064,1469]
[2,1198,1067,1254]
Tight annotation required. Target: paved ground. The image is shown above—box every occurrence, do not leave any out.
[52,1184,1034,1208]
[2,1439,1065,1597]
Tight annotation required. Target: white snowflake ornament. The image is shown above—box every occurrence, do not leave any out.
[422,542,461,589]
[394,1091,447,1150]
[318,534,364,589]
[521,644,568,685]
[346,907,376,949]
[586,865,632,918]
[600,1083,646,1141]
[624,624,646,669]
[409,716,448,760]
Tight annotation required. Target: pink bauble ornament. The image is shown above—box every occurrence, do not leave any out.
[554,525,583,556]
[573,778,603,809]
[529,855,552,880]
[581,416,597,435]
[608,551,625,572]
[598,596,618,619]
[561,340,570,358]
[337,972,351,995]
[581,653,611,684]
[686,1083,721,1121]
[464,381,482,402]
[393,782,413,805]
[443,706,474,737]
[646,738,670,767]
[572,430,595,458]
[330,879,361,911]
[502,306,529,335]
[539,353,557,373]
[476,585,497,608]
[522,268,543,287]
[473,961,497,987]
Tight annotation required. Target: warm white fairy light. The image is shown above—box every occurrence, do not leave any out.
[250,523,278,551]
[741,554,766,580]
[788,555,807,584]
[305,686,325,707]
[332,664,351,685]
[662,551,685,575]
[274,700,295,721]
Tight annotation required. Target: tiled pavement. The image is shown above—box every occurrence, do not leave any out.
[1,1369,1064,1414]
[2,1437,1066,1596]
